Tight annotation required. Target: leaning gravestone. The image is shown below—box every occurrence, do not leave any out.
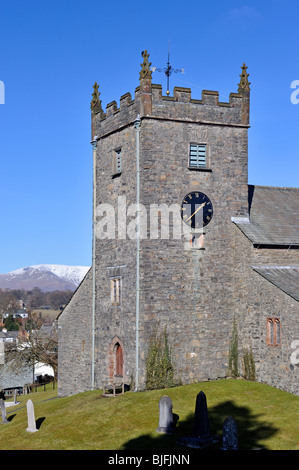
[0,398,8,424]
[156,395,175,435]
[26,399,38,433]
[222,416,238,450]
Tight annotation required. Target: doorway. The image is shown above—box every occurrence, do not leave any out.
[114,342,124,377]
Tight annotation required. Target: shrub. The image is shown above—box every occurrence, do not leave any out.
[145,324,179,390]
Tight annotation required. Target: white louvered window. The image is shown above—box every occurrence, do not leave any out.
[189,144,206,169]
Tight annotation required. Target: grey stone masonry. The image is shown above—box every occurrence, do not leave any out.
[58,51,298,397]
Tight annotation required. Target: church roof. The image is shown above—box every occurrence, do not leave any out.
[233,185,299,245]
[252,266,299,302]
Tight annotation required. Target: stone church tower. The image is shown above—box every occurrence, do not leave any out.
[58,51,299,397]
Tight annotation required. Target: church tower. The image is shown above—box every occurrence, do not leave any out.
[58,51,251,396]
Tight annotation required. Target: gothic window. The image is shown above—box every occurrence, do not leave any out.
[189,143,207,169]
[111,277,121,306]
[266,317,281,347]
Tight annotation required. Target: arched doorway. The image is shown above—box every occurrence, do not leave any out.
[108,337,125,381]
[115,342,124,377]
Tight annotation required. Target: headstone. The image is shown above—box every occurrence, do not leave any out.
[156,395,175,435]
[193,390,210,439]
[177,390,220,449]
[222,416,238,450]
[26,399,38,433]
[0,398,8,424]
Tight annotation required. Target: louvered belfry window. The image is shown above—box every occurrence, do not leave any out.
[115,149,121,174]
[189,144,206,168]
[112,148,122,176]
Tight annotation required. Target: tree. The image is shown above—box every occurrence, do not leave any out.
[4,314,20,331]
[228,318,239,377]
[0,289,19,322]
[5,323,58,380]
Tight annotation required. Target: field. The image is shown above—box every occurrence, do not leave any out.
[0,379,298,451]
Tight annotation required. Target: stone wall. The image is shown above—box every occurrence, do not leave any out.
[57,269,93,396]
[233,226,299,395]
[135,106,249,386]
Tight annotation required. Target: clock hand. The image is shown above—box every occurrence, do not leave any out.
[185,202,206,222]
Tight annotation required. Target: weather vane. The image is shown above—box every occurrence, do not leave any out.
[151,42,184,95]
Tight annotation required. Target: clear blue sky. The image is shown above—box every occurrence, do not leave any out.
[0,0,298,273]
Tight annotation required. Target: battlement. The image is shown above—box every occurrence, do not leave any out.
[90,52,250,138]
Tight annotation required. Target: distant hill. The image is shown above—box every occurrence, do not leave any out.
[0,264,90,292]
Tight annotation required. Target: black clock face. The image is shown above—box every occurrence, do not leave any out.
[181,191,213,228]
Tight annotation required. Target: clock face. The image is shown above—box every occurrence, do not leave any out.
[181,191,213,228]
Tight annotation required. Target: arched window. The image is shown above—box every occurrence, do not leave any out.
[266,317,281,347]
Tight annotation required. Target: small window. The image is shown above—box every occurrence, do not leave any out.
[189,144,206,169]
[111,277,121,305]
[266,317,281,346]
[112,148,121,176]
[189,233,204,250]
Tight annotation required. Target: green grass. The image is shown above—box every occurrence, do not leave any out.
[0,379,298,450]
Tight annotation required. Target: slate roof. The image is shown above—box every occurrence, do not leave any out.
[252,265,299,302]
[233,185,299,245]
[0,330,19,341]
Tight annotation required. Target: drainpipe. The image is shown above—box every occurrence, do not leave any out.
[134,115,141,391]
[91,136,98,390]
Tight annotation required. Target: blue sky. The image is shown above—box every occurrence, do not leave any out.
[0,0,298,273]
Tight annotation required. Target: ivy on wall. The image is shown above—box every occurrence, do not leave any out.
[145,324,180,390]
[228,318,256,381]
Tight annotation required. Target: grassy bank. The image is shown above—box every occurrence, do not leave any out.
[0,379,298,450]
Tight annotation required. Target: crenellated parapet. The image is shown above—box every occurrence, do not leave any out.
[91,53,250,139]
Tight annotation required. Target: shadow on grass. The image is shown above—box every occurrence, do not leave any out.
[123,400,278,451]
[36,417,46,430]
[7,413,16,422]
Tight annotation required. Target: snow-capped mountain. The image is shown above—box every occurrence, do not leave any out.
[0,264,90,292]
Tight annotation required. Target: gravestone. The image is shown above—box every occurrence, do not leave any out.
[26,399,38,433]
[193,390,210,439]
[156,395,175,435]
[222,416,238,450]
[0,398,8,424]
[177,390,220,449]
